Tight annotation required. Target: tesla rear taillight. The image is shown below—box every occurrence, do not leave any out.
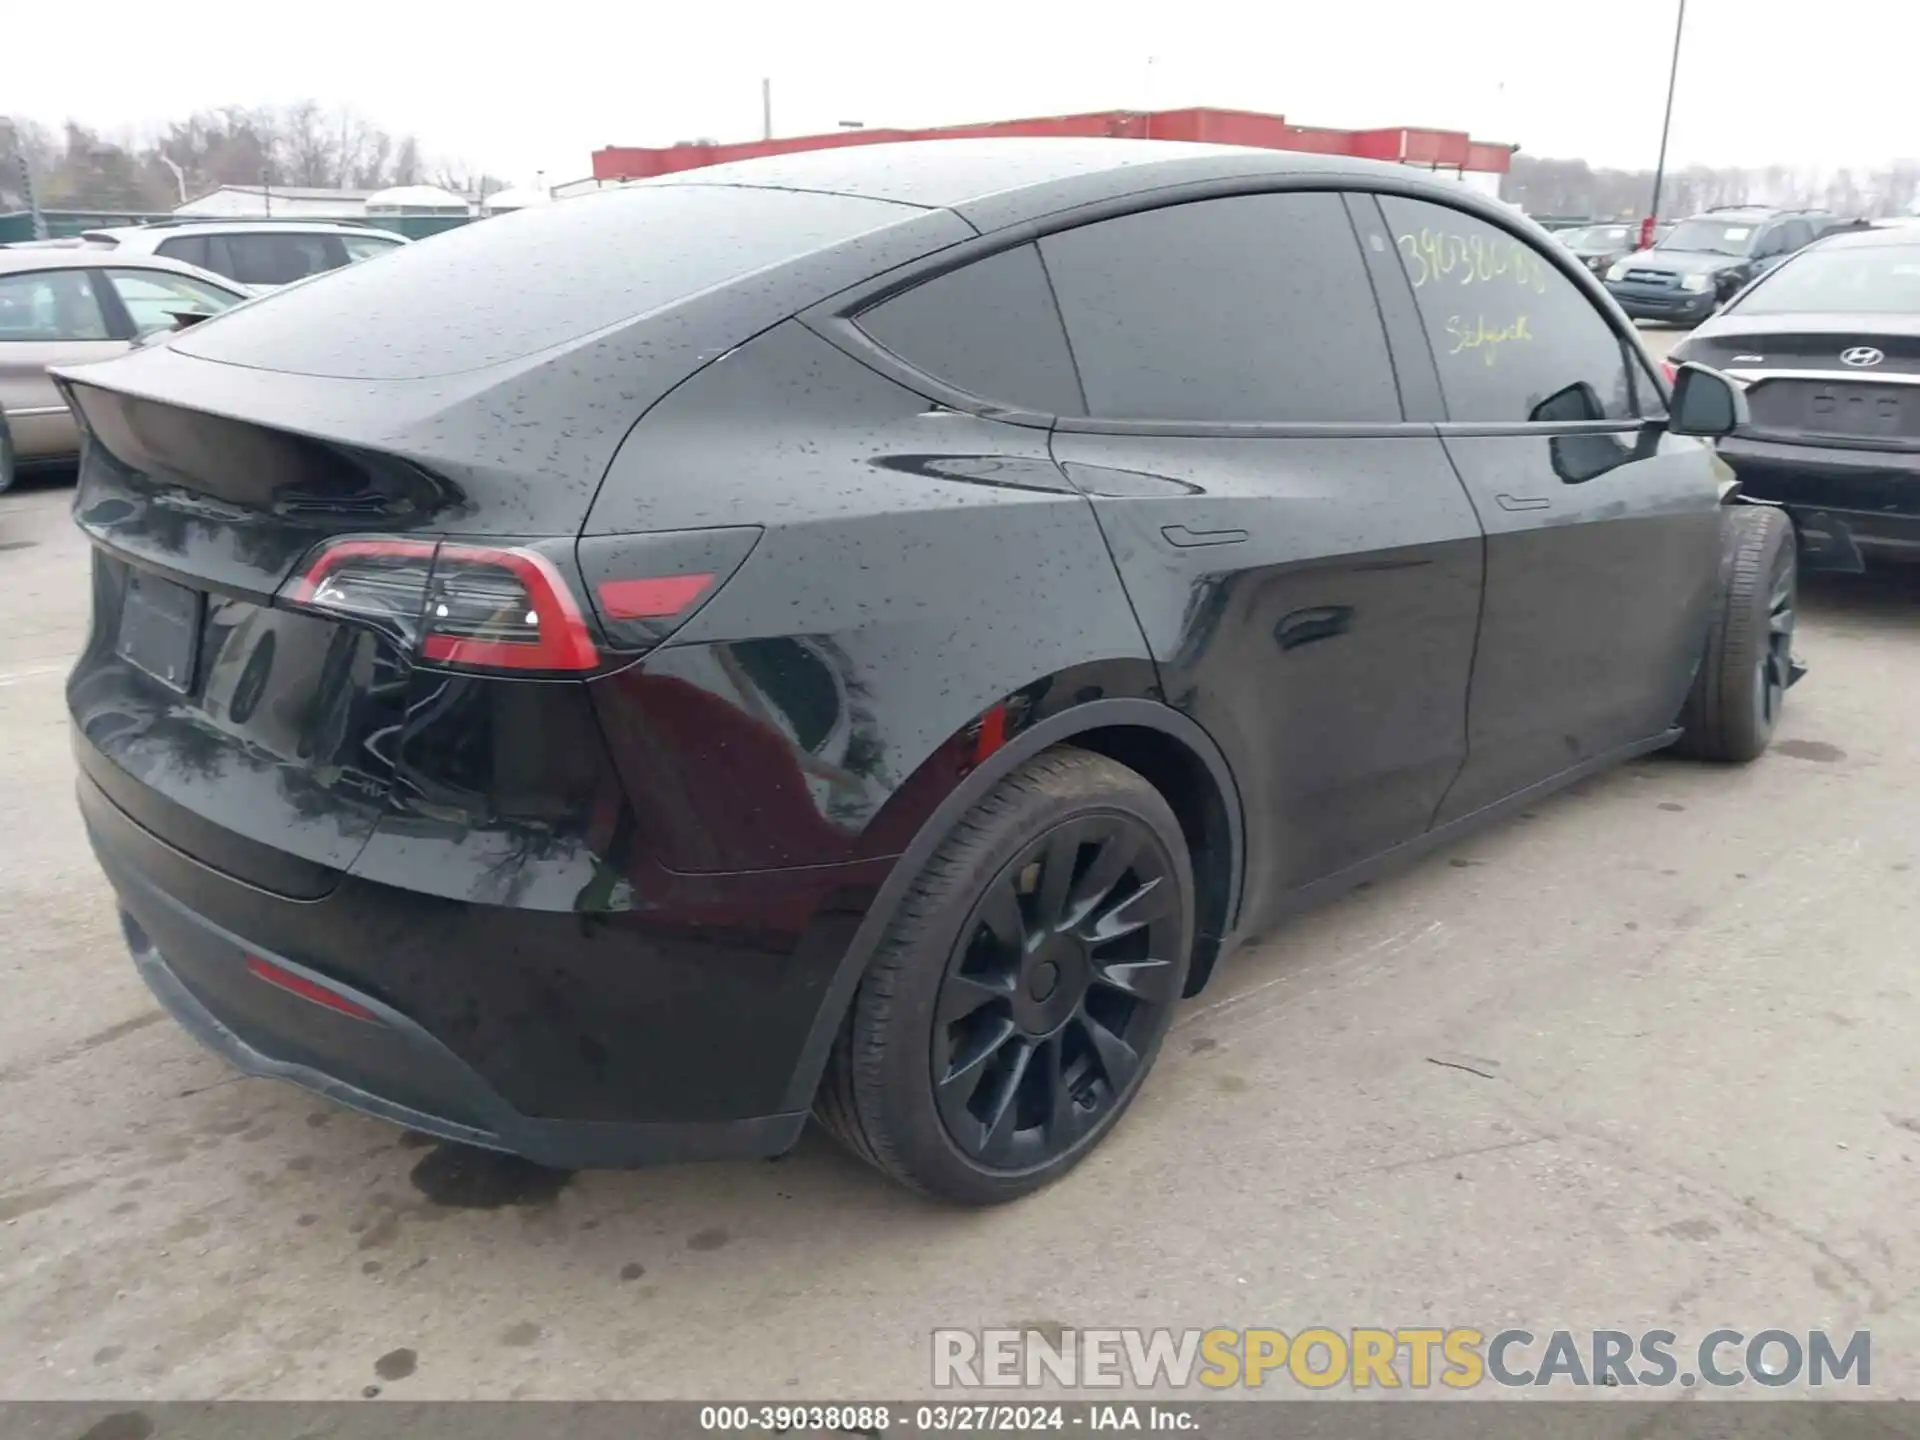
[280,526,764,672]
[282,537,599,674]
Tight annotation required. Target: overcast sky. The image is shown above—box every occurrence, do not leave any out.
[10,0,1914,186]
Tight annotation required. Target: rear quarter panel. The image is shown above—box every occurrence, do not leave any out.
[584,320,1161,873]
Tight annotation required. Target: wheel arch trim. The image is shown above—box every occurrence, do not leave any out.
[779,696,1246,1113]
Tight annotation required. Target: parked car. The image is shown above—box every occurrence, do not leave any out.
[56,140,1791,1205]
[0,250,245,493]
[1605,206,1831,325]
[1559,222,1639,276]
[67,220,407,293]
[1671,222,1920,567]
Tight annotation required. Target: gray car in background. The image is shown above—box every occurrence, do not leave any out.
[0,249,246,492]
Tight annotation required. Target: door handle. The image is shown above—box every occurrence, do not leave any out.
[1161,524,1249,548]
[1495,493,1552,512]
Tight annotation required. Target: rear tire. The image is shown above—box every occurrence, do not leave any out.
[0,415,15,496]
[816,748,1194,1205]
[1673,506,1796,762]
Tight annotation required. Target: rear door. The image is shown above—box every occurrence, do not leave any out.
[1365,193,1722,823]
[1036,189,1485,923]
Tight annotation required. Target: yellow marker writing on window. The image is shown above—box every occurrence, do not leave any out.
[1445,313,1533,365]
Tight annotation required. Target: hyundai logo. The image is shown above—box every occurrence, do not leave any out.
[1840,346,1885,368]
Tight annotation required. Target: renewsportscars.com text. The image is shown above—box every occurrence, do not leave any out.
[932,1327,1871,1390]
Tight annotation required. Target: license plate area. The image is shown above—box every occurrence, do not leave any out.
[116,571,203,694]
[1805,383,1909,439]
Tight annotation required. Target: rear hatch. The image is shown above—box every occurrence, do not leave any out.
[60,183,968,896]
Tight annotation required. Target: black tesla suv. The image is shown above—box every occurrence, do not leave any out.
[58,140,1793,1204]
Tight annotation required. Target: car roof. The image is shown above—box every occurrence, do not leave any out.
[81,221,403,242]
[0,247,249,290]
[639,137,1475,233]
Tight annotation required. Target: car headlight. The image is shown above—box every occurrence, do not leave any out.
[1605,260,1630,282]
[1680,273,1713,293]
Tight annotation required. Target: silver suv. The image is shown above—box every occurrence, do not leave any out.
[71,220,407,293]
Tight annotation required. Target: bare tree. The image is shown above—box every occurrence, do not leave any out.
[4,102,467,210]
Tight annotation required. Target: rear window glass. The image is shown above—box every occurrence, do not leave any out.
[1733,246,1920,315]
[174,186,924,380]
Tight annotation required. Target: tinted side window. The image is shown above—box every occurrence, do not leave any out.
[854,244,1083,415]
[1380,196,1635,425]
[1039,192,1399,424]
[155,234,210,269]
[220,233,341,286]
[1778,220,1814,253]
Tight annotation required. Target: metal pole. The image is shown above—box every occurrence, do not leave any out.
[762,78,773,141]
[17,155,47,240]
[1647,0,1687,246]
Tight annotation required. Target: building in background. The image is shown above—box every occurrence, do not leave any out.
[363,183,471,216]
[172,185,376,218]
[586,107,1517,196]
[482,184,553,214]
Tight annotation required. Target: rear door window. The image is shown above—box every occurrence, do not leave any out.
[1038,191,1399,424]
[1777,220,1815,253]
[0,269,112,340]
[215,232,344,286]
[1378,195,1637,425]
[853,244,1083,415]
[155,234,211,269]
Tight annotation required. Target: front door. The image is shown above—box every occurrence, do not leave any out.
[1361,194,1724,824]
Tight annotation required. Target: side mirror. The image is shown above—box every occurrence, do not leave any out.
[1667,362,1749,439]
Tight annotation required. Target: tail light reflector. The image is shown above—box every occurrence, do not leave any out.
[578,526,763,652]
[597,573,715,621]
[246,955,380,1023]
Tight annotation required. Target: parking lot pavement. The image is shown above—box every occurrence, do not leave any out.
[3,475,1918,1402]
[1639,325,1683,360]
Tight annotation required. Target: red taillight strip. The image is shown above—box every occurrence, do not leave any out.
[282,536,438,606]
[1662,361,1678,385]
[597,573,715,620]
[424,542,599,672]
[245,955,380,1023]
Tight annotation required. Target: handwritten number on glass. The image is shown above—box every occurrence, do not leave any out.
[1396,228,1548,295]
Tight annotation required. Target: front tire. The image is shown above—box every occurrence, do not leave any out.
[0,415,16,496]
[816,748,1194,1205]
[1673,506,1796,762]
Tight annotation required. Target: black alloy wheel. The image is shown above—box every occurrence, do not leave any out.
[1673,504,1797,763]
[931,814,1184,1168]
[1757,548,1796,732]
[816,748,1195,1204]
